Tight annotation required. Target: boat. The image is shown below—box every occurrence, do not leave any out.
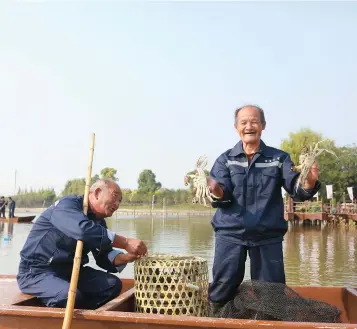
[0,216,35,223]
[0,275,356,329]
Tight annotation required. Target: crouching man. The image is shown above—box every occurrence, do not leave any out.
[17,179,147,309]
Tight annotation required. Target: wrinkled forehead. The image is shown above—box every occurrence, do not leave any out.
[237,106,261,121]
[107,182,121,195]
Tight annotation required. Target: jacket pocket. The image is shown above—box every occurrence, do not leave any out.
[230,165,246,196]
[259,167,281,195]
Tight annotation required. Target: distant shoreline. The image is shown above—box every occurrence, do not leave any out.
[14,207,215,217]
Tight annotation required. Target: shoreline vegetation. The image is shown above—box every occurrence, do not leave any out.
[3,129,357,209]
[15,204,216,216]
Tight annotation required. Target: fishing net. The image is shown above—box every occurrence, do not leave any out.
[134,254,209,317]
[209,280,342,323]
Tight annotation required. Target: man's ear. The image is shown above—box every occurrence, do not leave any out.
[262,122,266,130]
[94,187,102,200]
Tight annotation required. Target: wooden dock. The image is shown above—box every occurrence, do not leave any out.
[285,213,357,225]
[284,199,357,225]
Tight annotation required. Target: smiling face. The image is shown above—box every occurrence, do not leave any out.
[89,180,122,218]
[234,106,266,146]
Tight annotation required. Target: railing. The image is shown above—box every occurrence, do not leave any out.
[284,200,357,214]
[285,201,323,213]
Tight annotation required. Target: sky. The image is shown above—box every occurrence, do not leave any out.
[0,1,356,196]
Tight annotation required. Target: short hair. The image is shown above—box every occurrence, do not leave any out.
[90,178,120,192]
[234,104,266,125]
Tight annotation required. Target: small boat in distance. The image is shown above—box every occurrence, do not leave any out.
[0,215,36,223]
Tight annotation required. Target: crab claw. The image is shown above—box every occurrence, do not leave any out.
[196,155,208,169]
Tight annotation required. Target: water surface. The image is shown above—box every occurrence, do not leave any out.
[1,216,356,286]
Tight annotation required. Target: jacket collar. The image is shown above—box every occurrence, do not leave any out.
[228,140,272,158]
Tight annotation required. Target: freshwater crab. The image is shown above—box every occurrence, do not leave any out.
[184,156,213,207]
[292,140,337,188]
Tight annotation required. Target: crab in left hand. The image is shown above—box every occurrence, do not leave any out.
[184,156,214,207]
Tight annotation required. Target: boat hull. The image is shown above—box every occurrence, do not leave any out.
[0,275,356,329]
[0,216,35,223]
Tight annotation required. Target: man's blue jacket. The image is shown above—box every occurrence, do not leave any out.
[210,140,320,245]
[18,195,124,274]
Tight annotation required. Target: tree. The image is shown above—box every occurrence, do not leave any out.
[100,167,118,181]
[280,128,326,164]
[280,128,342,201]
[337,144,357,200]
[91,174,100,184]
[62,175,99,196]
[13,187,57,207]
[38,188,57,204]
[137,169,162,194]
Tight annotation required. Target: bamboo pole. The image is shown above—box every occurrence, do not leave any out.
[61,133,95,329]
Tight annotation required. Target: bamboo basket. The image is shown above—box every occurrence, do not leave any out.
[134,254,209,317]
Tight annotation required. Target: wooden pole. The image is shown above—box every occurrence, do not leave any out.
[61,133,95,329]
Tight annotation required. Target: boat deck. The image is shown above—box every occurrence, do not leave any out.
[0,276,34,306]
[0,275,133,308]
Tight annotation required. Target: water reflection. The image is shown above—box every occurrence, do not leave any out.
[284,223,357,286]
[0,221,14,243]
[0,217,356,286]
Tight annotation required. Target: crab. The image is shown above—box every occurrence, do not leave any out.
[292,139,337,188]
[184,156,213,207]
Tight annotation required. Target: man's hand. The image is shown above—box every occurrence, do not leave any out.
[113,252,139,265]
[112,235,147,257]
[303,161,319,189]
[207,177,224,199]
[125,238,148,257]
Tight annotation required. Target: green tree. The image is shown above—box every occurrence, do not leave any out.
[174,189,190,204]
[137,169,162,194]
[280,128,341,201]
[91,174,100,184]
[12,187,57,207]
[38,188,57,204]
[62,175,99,196]
[280,128,327,164]
[337,144,357,200]
[100,167,118,181]
[62,178,85,195]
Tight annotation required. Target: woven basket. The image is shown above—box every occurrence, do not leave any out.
[134,254,209,317]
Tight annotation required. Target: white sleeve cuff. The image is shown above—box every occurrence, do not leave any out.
[107,249,127,273]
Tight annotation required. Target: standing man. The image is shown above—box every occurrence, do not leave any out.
[7,197,15,218]
[206,105,320,310]
[17,178,148,309]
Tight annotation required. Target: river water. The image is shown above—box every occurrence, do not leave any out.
[0,216,356,286]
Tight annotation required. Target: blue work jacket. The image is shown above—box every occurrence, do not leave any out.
[18,195,124,274]
[210,140,320,245]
